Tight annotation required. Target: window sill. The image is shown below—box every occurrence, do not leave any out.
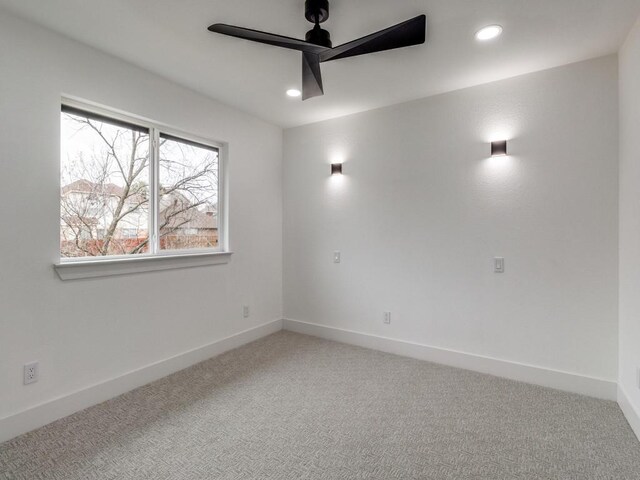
[54,251,233,280]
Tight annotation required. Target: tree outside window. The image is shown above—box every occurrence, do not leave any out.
[60,106,220,259]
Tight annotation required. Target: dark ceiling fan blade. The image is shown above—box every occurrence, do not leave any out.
[208,24,329,55]
[320,15,426,62]
[302,52,324,100]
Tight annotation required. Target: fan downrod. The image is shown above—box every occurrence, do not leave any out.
[305,0,329,24]
[305,0,331,47]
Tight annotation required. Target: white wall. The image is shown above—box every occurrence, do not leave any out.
[0,10,282,429]
[284,56,619,389]
[619,17,640,438]
[0,4,629,443]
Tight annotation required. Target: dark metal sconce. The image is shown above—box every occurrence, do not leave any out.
[491,140,507,157]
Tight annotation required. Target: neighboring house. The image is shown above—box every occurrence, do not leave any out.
[158,190,218,250]
[61,179,217,255]
[60,179,148,242]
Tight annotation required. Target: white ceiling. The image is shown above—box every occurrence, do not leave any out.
[2,0,640,128]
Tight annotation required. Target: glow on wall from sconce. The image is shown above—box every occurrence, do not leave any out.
[484,125,516,162]
[479,136,520,190]
[485,142,512,170]
[326,172,348,207]
[475,154,522,213]
[486,130,514,144]
[328,148,347,166]
[483,116,518,145]
[326,152,349,200]
[485,153,512,170]
[480,130,518,180]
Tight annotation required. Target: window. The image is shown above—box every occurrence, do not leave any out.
[60,102,223,261]
[158,134,219,251]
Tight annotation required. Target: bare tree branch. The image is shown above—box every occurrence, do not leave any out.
[61,112,218,257]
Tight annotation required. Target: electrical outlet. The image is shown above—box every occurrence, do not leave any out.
[243,305,250,318]
[383,312,391,325]
[24,361,38,385]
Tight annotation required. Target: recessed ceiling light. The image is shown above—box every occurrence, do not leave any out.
[286,89,301,98]
[475,25,503,41]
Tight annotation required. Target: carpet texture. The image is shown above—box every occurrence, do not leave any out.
[1,331,639,479]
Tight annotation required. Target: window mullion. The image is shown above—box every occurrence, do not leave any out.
[149,128,160,254]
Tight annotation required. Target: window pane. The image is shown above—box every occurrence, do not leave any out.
[158,135,219,251]
[60,110,150,258]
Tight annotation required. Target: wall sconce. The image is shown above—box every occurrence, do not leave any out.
[331,163,343,175]
[491,140,507,157]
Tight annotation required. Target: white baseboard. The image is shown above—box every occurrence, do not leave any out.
[618,385,640,442]
[0,319,283,444]
[2,318,623,446]
[283,319,617,401]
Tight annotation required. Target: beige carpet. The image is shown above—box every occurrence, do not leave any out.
[1,331,639,479]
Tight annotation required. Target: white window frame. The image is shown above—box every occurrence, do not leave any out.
[55,97,231,280]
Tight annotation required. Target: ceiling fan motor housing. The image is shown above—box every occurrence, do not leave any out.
[306,24,332,48]
[305,0,329,24]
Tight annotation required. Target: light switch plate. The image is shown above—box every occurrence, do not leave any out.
[494,257,505,273]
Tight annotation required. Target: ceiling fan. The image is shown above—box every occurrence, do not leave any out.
[208,0,426,100]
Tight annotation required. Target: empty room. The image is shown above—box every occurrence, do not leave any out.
[2,0,640,478]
